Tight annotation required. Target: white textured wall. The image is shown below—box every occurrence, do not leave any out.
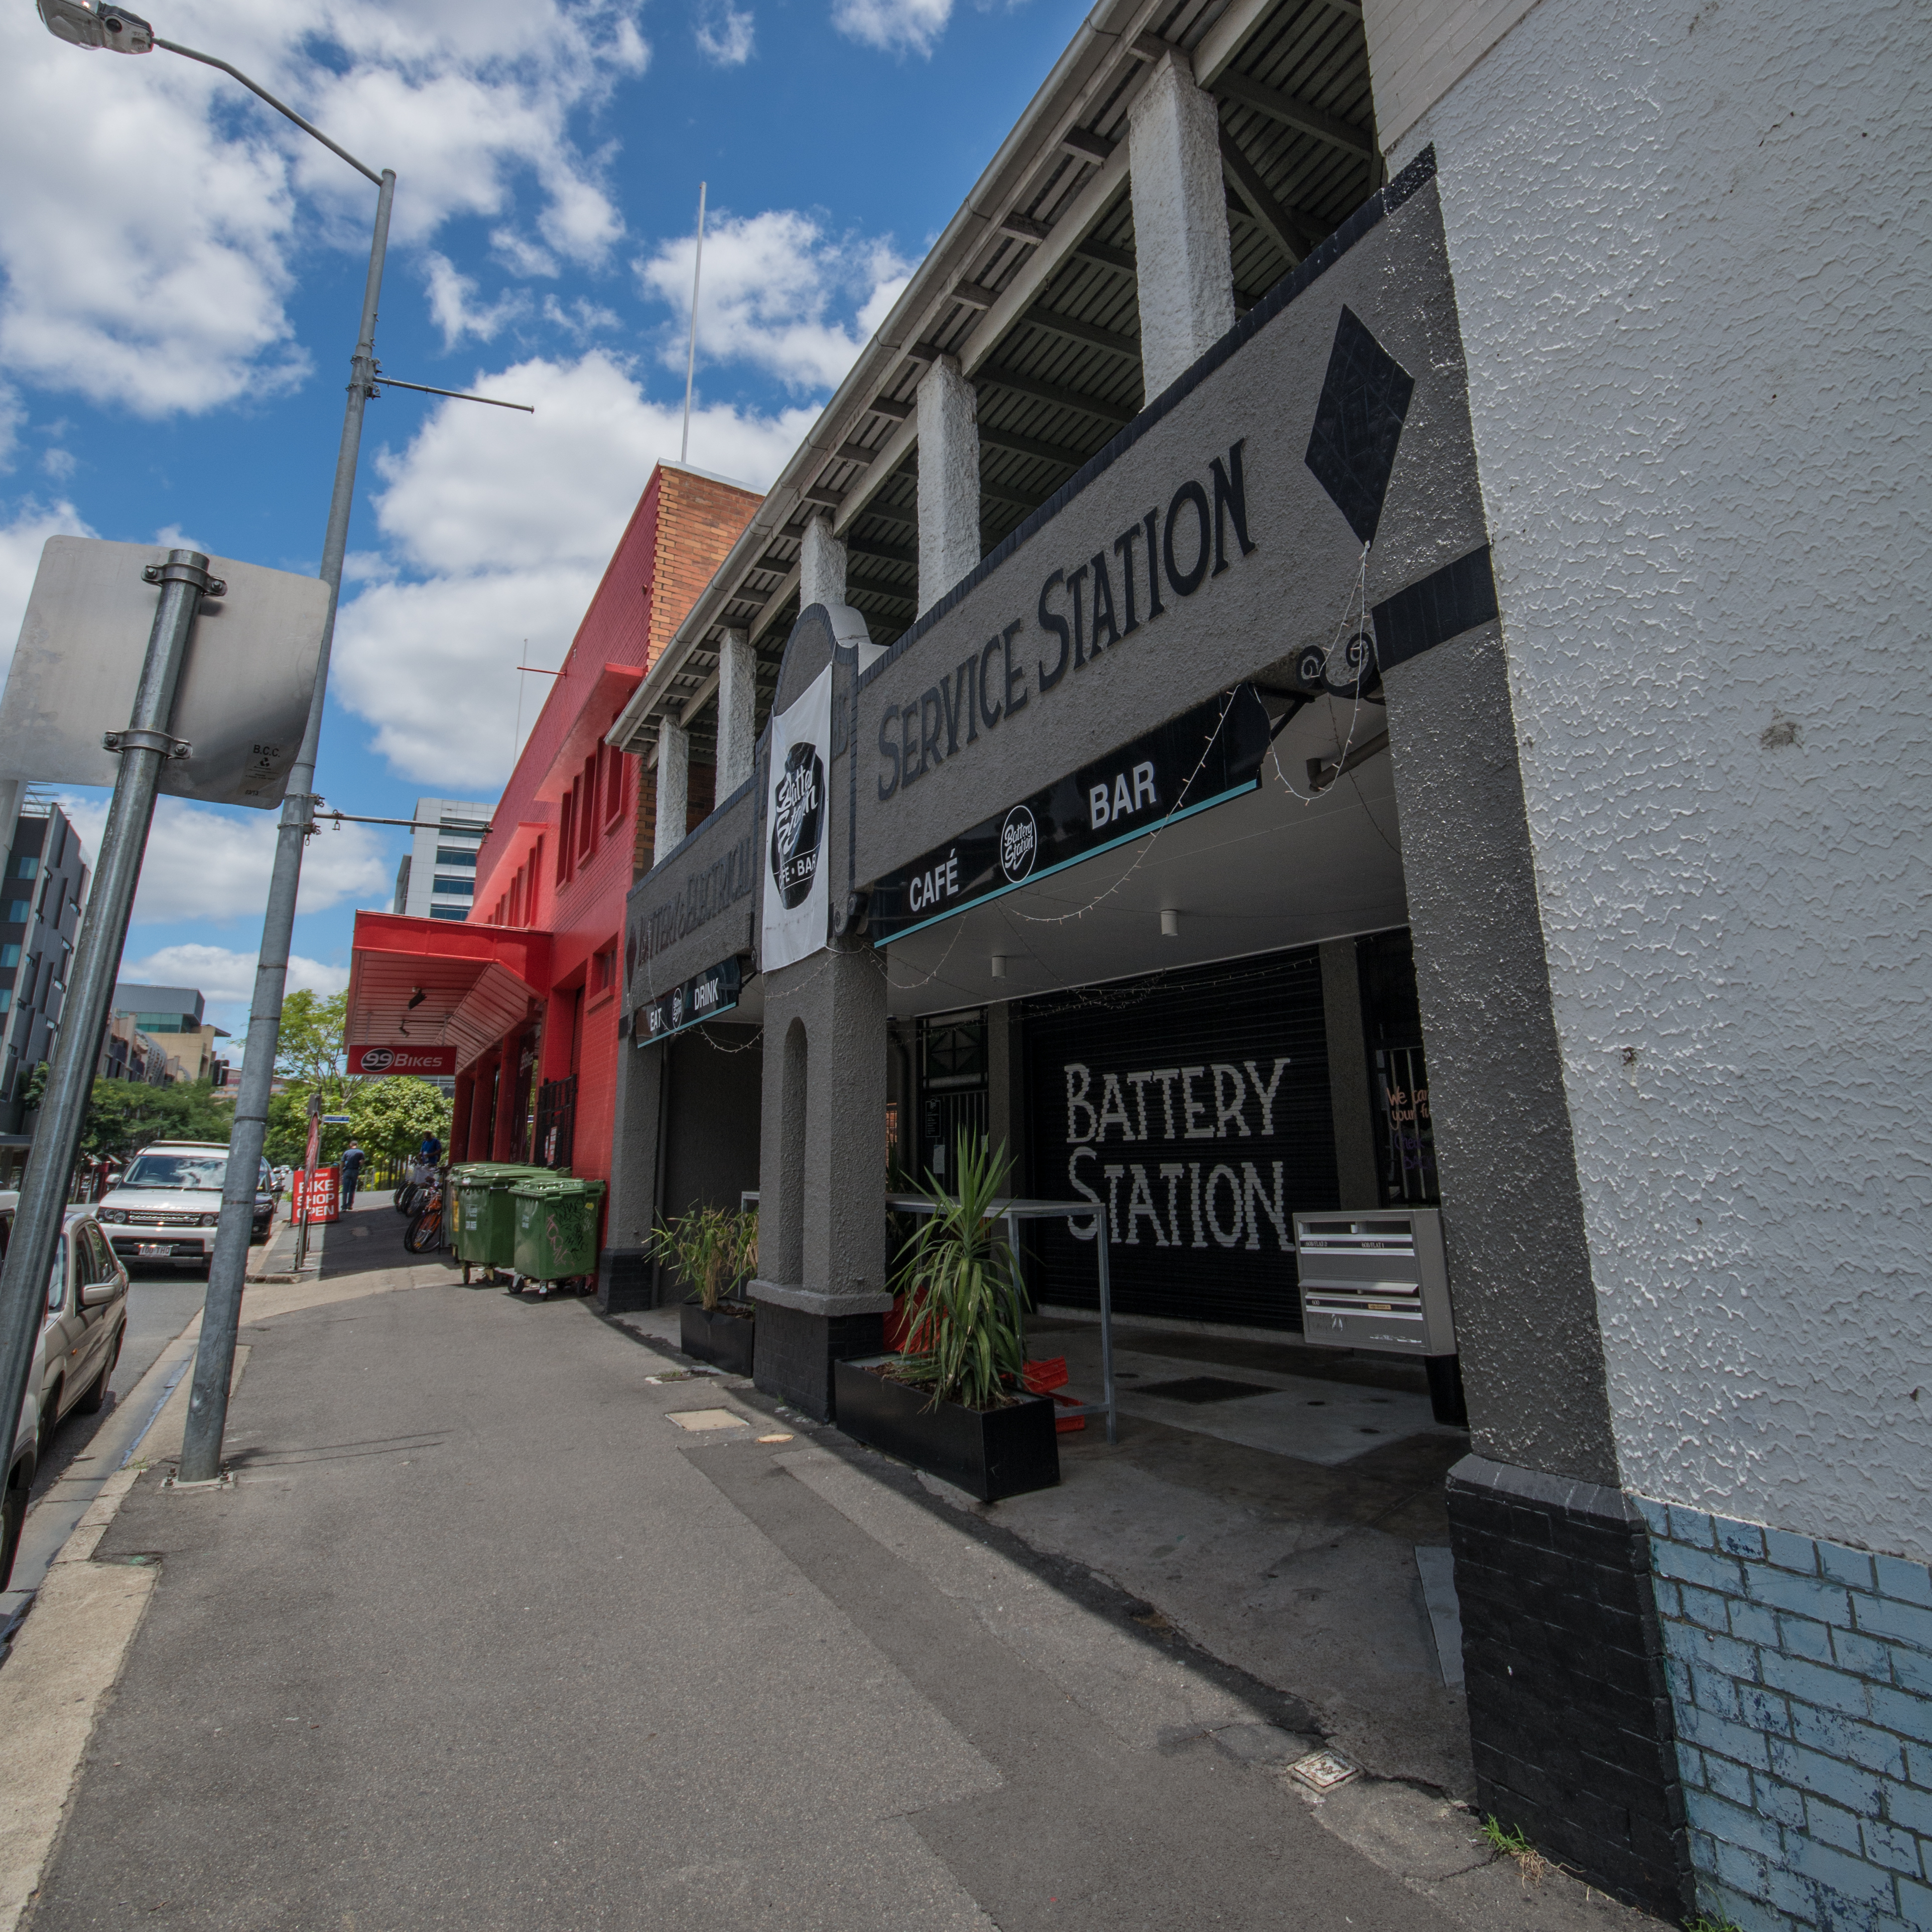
[916,356,980,612]
[1129,52,1236,397]
[800,513,847,611]
[1398,0,1932,1558]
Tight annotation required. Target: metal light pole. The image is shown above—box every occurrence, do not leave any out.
[32,0,394,1483]
[177,161,395,1483]
[0,553,221,1491]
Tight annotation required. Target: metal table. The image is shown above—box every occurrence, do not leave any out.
[886,1192,1116,1444]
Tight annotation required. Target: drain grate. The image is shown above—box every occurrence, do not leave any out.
[1135,1375,1276,1405]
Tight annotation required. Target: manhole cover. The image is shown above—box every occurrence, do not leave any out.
[1136,1376,1276,1405]
[666,1409,747,1433]
[1289,1748,1360,1792]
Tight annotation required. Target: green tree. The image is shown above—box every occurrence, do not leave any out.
[345,1077,452,1166]
[80,1080,234,1163]
[275,988,349,1088]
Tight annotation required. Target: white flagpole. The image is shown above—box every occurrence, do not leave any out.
[680,182,707,465]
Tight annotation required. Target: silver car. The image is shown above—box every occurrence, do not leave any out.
[1,1195,128,1588]
[94,1141,276,1274]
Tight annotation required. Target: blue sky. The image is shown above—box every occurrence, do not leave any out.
[0,0,1089,1055]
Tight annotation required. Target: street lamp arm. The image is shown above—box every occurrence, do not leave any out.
[153,36,382,185]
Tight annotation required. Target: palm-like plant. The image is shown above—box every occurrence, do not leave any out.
[648,1205,758,1313]
[892,1135,1027,1411]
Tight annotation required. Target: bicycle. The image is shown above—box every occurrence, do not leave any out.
[404,1189,445,1254]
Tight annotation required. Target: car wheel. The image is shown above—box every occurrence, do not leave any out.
[0,1464,27,1592]
[76,1332,120,1413]
[38,1386,62,1460]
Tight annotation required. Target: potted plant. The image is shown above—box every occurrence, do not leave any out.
[649,1205,759,1373]
[834,1137,1059,1503]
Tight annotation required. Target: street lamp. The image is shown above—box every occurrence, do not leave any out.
[33,0,394,1485]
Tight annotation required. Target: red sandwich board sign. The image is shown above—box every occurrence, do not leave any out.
[346,1044,458,1077]
[293,1166,339,1224]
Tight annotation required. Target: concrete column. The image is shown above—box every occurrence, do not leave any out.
[749,937,892,1420]
[986,1003,1027,1186]
[451,1070,476,1162]
[652,718,689,870]
[1128,51,1236,397]
[599,1029,666,1314]
[716,629,756,798]
[1319,939,1381,1206]
[916,356,980,612]
[799,513,847,611]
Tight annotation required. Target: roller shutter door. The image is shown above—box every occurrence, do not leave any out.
[1022,948,1337,1330]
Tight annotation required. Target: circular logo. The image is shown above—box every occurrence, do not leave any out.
[360,1048,394,1072]
[999,804,1039,883]
[770,740,826,911]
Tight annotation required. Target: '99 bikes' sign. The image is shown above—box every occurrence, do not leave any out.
[347,1044,458,1077]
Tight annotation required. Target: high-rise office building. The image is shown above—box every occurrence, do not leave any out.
[392,799,494,923]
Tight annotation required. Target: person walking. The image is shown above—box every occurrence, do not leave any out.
[339,1140,365,1209]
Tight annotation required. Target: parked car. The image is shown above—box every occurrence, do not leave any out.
[93,1141,276,1274]
[0,1193,130,1589]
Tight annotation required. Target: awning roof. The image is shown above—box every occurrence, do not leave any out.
[346,912,553,1075]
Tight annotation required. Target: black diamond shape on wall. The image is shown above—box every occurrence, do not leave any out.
[1305,307,1415,547]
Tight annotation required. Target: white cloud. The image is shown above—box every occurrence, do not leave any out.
[636,211,910,392]
[424,253,531,349]
[333,350,815,785]
[0,0,647,418]
[54,793,389,926]
[695,0,756,65]
[0,497,98,687]
[118,943,349,1005]
[832,0,952,56]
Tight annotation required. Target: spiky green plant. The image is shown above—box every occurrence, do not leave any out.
[891,1135,1027,1412]
[648,1204,758,1312]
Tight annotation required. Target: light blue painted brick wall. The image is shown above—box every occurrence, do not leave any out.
[1637,1497,1932,1932]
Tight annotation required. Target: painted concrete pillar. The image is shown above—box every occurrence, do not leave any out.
[716,628,756,798]
[799,513,847,611]
[652,718,690,871]
[491,1037,523,1161]
[599,1029,665,1314]
[451,1070,475,1165]
[748,936,892,1420]
[1128,51,1236,397]
[916,355,980,612]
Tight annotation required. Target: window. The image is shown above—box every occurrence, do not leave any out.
[578,757,597,860]
[556,795,573,881]
[434,847,478,868]
[592,946,617,994]
[0,945,16,968]
[432,878,472,896]
[7,901,27,924]
[430,906,468,921]
[15,857,35,880]
[0,990,11,1014]
[604,747,626,827]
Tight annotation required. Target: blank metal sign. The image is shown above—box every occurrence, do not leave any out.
[0,537,331,809]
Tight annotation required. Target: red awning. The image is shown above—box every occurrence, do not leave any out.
[346,912,553,1076]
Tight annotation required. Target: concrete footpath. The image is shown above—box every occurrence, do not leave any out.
[7,1201,1665,1930]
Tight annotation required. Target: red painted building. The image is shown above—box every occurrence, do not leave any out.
[346,462,761,1227]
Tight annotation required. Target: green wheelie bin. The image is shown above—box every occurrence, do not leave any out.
[509,1177,606,1295]
[454,1164,551,1280]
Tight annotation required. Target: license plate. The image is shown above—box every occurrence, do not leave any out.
[137,1244,170,1257]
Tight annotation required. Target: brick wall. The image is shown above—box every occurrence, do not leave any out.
[1446,1454,1688,1916]
[1645,1502,1932,1931]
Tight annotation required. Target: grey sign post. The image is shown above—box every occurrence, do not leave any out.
[0,552,221,1489]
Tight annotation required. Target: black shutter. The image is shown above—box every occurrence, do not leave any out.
[1021,948,1336,1330]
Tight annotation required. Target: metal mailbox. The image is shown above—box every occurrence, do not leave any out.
[1293,1209,1455,1357]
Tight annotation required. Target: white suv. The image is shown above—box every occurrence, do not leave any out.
[94,1141,276,1274]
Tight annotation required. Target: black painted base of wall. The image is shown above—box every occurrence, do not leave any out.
[596,1246,655,1315]
[1446,1454,1690,1920]
[752,1304,885,1422]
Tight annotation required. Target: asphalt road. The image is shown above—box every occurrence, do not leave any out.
[31,1200,1465,1931]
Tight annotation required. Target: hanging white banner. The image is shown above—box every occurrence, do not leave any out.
[761,665,833,973]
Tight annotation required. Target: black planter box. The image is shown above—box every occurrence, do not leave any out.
[832,1358,1060,1503]
[680,1301,757,1375]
